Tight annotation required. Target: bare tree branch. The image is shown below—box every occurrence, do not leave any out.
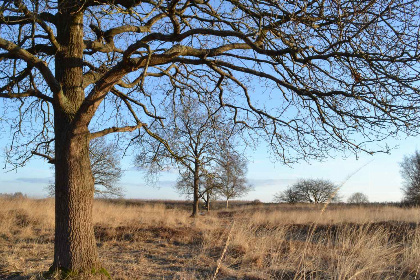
[31,151,55,163]
[90,124,145,139]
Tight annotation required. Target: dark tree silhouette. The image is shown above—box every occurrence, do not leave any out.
[347,192,369,204]
[274,187,303,204]
[400,151,420,205]
[275,179,340,204]
[1,0,420,275]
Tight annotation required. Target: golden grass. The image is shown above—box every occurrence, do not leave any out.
[1,198,420,279]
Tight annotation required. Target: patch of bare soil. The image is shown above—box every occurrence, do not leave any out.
[0,225,216,280]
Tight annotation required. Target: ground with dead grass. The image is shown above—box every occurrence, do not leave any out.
[1,198,420,279]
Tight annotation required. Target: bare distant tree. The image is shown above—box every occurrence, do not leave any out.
[297,179,340,203]
[175,169,219,212]
[47,138,124,198]
[400,151,420,205]
[274,187,303,204]
[201,175,220,212]
[136,95,239,217]
[277,179,339,204]
[89,138,123,198]
[347,192,369,204]
[1,0,420,275]
[216,150,252,208]
[172,136,250,212]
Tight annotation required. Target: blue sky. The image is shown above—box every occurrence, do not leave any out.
[0,134,417,202]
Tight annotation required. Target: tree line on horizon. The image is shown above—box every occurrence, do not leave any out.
[273,178,370,204]
[274,148,420,206]
[47,139,420,207]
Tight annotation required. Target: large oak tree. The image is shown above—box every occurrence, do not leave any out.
[1,0,420,276]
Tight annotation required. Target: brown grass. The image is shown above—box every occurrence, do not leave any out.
[1,198,420,279]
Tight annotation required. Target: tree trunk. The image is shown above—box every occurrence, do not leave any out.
[53,129,100,273]
[191,162,200,217]
[226,199,229,209]
[206,191,210,212]
[51,3,102,275]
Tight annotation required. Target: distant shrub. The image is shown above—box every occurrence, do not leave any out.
[347,192,369,204]
[252,199,262,205]
[0,192,27,199]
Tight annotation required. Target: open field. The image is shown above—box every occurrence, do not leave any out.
[1,198,420,279]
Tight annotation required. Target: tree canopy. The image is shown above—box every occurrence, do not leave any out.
[2,0,420,165]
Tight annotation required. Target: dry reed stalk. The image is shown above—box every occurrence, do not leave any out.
[294,160,373,279]
[212,221,235,280]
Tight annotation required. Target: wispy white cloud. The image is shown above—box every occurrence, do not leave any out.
[15,177,52,184]
[0,177,52,184]
[123,180,176,189]
[247,178,296,188]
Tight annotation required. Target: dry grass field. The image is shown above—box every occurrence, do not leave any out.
[1,198,420,279]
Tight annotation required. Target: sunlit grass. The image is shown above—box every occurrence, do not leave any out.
[1,197,419,279]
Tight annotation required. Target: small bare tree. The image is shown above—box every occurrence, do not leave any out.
[400,151,420,205]
[47,138,123,198]
[175,169,219,212]
[298,179,340,203]
[201,174,220,212]
[347,192,369,204]
[89,138,123,198]
[274,187,303,204]
[276,179,340,204]
[216,150,252,208]
[136,95,239,216]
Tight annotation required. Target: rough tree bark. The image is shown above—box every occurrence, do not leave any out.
[53,131,99,272]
